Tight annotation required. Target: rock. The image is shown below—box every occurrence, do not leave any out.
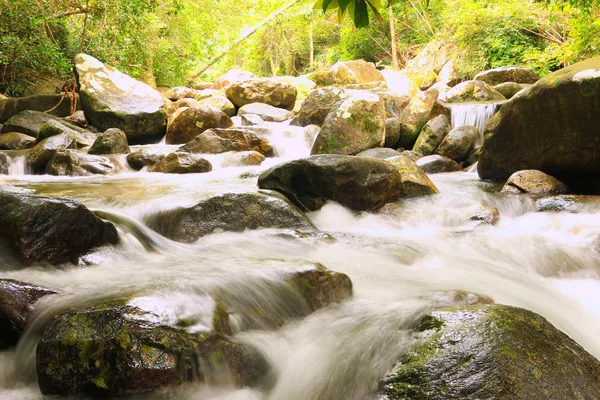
[356,148,401,159]
[238,103,293,122]
[400,150,423,162]
[534,195,600,213]
[304,70,334,87]
[474,66,540,86]
[148,153,212,174]
[385,155,439,197]
[446,80,506,103]
[257,155,403,211]
[478,57,600,187]
[37,298,268,397]
[379,304,600,400]
[37,119,97,148]
[438,60,460,87]
[226,78,297,110]
[435,125,479,162]
[146,192,313,242]
[413,114,450,156]
[0,110,86,138]
[88,128,130,155]
[126,151,163,170]
[500,170,570,194]
[404,41,448,88]
[26,133,78,173]
[385,118,402,148]
[428,99,451,121]
[165,107,233,144]
[211,69,255,90]
[290,87,356,127]
[196,94,236,117]
[274,75,316,100]
[164,86,201,101]
[0,190,118,265]
[379,71,421,97]
[330,60,385,84]
[493,82,529,99]
[167,98,201,116]
[396,89,439,149]
[416,154,462,174]
[241,114,264,126]
[193,89,220,101]
[287,262,353,312]
[74,53,167,143]
[0,94,79,123]
[465,146,482,166]
[311,92,386,155]
[63,110,88,127]
[468,205,500,226]
[378,92,411,119]
[46,150,116,176]
[222,151,266,167]
[178,128,273,156]
[0,132,36,150]
[0,279,56,348]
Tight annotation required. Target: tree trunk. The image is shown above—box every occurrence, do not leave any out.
[309,18,314,68]
[389,4,400,70]
[186,0,302,86]
[269,55,277,77]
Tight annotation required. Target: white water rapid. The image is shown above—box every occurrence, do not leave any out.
[2,119,600,400]
[450,101,503,143]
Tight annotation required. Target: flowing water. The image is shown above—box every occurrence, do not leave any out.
[2,120,600,400]
[450,101,504,143]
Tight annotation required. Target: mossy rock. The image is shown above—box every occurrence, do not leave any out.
[446,80,506,103]
[165,107,233,145]
[435,125,479,162]
[290,87,357,127]
[474,66,539,86]
[26,132,78,173]
[46,150,116,176]
[178,128,273,156]
[413,114,450,156]
[0,131,35,150]
[89,128,130,155]
[225,78,297,110]
[148,152,212,174]
[415,154,462,174]
[379,304,600,399]
[396,89,439,149]
[500,169,570,195]
[329,60,385,85]
[385,155,439,197]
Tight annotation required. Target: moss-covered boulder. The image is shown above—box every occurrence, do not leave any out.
[413,115,450,156]
[500,169,570,194]
[435,125,479,162]
[257,155,404,211]
[89,128,130,155]
[376,92,411,119]
[330,60,385,85]
[196,94,236,117]
[493,82,529,99]
[311,92,386,155]
[290,87,357,127]
[165,107,233,145]
[474,66,540,86]
[74,53,167,144]
[26,132,78,173]
[0,279,56,348]
[148,153,212,174]
[379,304,600,400]
[46,150,116,176]
[0,132,35,150]
[416,154,462,174]
[178,128,273,156]
[1,110,86,138]
[385,155,439,197]
[145,191,314,242]
[446,80,506,103]
[238,102,293,122]
[0,190,118,265]
[37,119,97,148]
[226,78,297,111]
[478,57,600,187]
[396,89,439,149]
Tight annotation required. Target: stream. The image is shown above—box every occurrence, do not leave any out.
[2,118,600,399]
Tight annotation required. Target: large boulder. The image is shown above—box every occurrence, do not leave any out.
[225,78,297,110]
[478,57,600,187]
[195,94,236,117]
[446,80,506,103]
[378,92,411,119]
[385,155,439,197]
[46,150,116,176]
[0,94,79,124]
[146,192,314,243]
[238,103,293,122]
[500,170,570,194]
[396,89,439,149]
[474,66,540,86]
[37,119,97,148]
[165,107,233,145]
[290,87,356,127]
[413,114,450,156]
[257,155,404,211]
[208,69,255,90]
[379,305,600,399]
[89,128,130,155]
[379,70,421,97]
[416,154,462,174]
[26,133,77,173]
[148,153,212,174]
[435,125,479,162]
[493,82,529,99]
[0,132,35,150]
[74,53,167,143]
[0,190,118,265]
[330,60,385,85]
[0,110,86,138]
[404,41,448,89]
[0,279,56,348]
[311,92,386,155]
[178,128,273,156]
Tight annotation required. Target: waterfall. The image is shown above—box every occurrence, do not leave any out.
[0,153,30,176]
[450,102,503,144]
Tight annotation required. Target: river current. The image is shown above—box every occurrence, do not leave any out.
[2,120,600,399]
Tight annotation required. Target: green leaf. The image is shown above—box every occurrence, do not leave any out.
[350,0,369,28]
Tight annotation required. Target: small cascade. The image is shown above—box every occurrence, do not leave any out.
[1,154,30,176]
[450,102,503,144]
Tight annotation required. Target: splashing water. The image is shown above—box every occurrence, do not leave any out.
[450,102,503,144]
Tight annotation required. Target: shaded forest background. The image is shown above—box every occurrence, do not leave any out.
[1,0,599,96]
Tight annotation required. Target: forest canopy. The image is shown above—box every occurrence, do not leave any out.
[1,0,599,96]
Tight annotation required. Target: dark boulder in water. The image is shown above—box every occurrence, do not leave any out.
[0,190,118,265]
[380,304,600,399]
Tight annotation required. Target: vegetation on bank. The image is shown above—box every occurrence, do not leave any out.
[1,0,599,96]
